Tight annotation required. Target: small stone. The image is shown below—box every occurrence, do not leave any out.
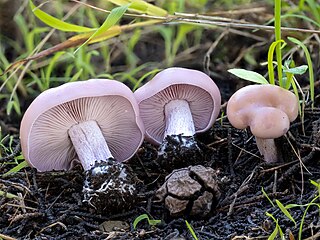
[191,191,213,216]
[156,165,220,217]
[190,165,221,198]
[166,169,201,198]
[165,195,189,216]
[99,220,129,232]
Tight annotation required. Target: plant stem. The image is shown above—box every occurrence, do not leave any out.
[275,0,283,87]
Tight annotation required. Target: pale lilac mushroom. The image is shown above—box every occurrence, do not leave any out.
[20,79,145,212]
[20,79,144,171]
[134,67,221,145]
[226,84,299,163]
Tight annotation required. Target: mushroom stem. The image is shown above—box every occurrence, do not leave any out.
[255,137,279,163]
[68,120,113,170]
[164,99,195,137]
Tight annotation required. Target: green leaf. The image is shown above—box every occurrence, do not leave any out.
[310,179,320,188]
[283,65,308,75]
[310,179,320,196]
[30,0,94,32]
[268,224,278,240]
[108,0,168,16]
[185,220,199,240]
[275,200,296,226]
[133,214,161,229]
[228,69,269,84]
[75,4,129,53]
[266,212,279,240]
[285,203,304,209]
[2,161,29,177]
[285,203,319,209]
[130,0,148,12]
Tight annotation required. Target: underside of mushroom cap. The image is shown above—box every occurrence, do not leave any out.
[20,79,145,172]
[134,68,221,145]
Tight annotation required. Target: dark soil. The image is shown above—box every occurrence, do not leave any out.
[1,2,320,240]
[1,95,320,239]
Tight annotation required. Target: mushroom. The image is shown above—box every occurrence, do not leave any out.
[20,79,145,212]
[134,67,221,170]
[226,84,299,163]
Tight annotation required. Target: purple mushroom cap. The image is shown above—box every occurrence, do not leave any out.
[134,67,221,145]
[20,79,145,172]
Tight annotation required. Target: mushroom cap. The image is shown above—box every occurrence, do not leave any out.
[134,67,221,145]
[226,84,299,139]
[20,79,145,172]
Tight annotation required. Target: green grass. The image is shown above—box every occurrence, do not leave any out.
[263,180,320,240]
[185,220,199,240]
[228,0,316,120]
[133,214,161,229]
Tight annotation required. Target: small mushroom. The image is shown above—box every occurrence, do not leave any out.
[20,79,145,212]
[226,84,299,163]
[134,67,221,169]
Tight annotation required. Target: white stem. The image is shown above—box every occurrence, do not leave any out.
[68,120,113,170]
[255,137,279,163]
[164,99,195,138]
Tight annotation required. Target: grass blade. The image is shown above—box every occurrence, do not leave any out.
[274,0,283,87]
[266,212,279,240]
[281,14,320,28]
[133,214,161,229]
[133,68,161,91]
[261,187,275,207]
[310,179,320,196]
[298,195,320,240]
[108,0,167,16]
[133,214,148,229]
[268,224,278,240]
[0,190,21,199]
[305,0,320,23]
[2,160,28,177]
[30,0,94,32]
[185,220,199,240]
[267,40,285,85]
[74,4,129,53]
[275,200,296,226]
[288,37,315,109]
